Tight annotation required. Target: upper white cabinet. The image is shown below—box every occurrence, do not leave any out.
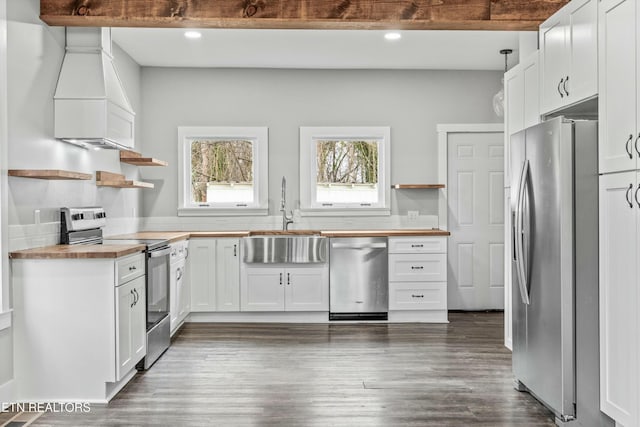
[539,0,597,114]
[599,0,638,174]
[504,50,540,186]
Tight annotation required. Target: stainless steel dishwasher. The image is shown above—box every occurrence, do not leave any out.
[329,237,388,320]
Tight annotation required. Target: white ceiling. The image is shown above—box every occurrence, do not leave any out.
[111,28,527,71]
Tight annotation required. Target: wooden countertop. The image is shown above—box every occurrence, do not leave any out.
[10,244,146,260]
[9,229,449,259]
[319,229,450,237]
[106,231,192,243]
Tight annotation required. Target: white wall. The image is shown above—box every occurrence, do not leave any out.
[140,67,502,229]
[6,0,143,250]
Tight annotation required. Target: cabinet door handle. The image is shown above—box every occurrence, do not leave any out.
[411,244,424,248]
[134,288,140,305]
[635,184,640,208]
[411,294,425,298]
[233,244,237,257]
[626,183,634,208]
[287,272,291,285]
[563,75,569,96]
[130,290,135,307]
[634,134,640,157]
[184,247,189,259]
[279,272,283,285]
[626,134,634,159]
[558,78,564,98]
[177,267,183,281]
[410,266,424,270]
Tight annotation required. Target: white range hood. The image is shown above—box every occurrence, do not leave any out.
[54,27,135,150]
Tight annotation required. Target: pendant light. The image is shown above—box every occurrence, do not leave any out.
[492,48,513,118]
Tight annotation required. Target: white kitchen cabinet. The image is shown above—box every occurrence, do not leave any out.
[169,240,189,335]
[599,0,638,174]
[241,265,329,312]
[215,238,240,311]
[388,237,447,322]
[599,171,638,426]
[12,252,147,402]
[190,238,217,311]
[539,0,597,114]
[190,238,241,312]
[115,275,146,381]
[504,50,540,186]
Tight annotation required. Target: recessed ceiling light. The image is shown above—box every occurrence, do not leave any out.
[384,32,402,41]
[184,31,202,40]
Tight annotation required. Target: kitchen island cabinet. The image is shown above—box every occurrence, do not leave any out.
[11,252,146,403]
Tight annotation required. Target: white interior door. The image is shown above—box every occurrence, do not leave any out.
[447,131,505,310]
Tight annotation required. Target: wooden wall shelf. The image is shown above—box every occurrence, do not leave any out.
[8,169,92,180]
[96,171,154,189]
[392,184,445,189]
[119,150,168,167]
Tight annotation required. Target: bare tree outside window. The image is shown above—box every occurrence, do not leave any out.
[190,139,253,203]
[316,140,379,184]
[315,139,379,204]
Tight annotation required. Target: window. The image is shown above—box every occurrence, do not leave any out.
[300,127,390,215]
[178,127,268,216]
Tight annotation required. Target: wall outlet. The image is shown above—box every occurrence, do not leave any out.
[407,210,419,221]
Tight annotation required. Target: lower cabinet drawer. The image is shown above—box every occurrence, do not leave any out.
[117,253,146,286]
[389,253,446,282]
[389,282,446,310]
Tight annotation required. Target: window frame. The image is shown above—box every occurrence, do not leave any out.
[177,126,268,216]
[299,126,391,216]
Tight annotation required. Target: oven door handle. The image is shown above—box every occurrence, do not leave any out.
[148,247,172,258]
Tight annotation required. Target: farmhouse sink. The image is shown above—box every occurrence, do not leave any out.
[243,235,327,263]
[248,230,320,236]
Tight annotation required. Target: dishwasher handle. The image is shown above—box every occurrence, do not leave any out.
[331,242,387,250]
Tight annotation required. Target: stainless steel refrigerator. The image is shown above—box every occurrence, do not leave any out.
[510,117,611,426]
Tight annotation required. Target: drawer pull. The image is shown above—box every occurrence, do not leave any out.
[411,294,425,298]
[410,266,424,270]
[129,266,137,271]
[411,244,424,248]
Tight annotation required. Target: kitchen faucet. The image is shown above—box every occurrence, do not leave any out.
[280,176,294,231]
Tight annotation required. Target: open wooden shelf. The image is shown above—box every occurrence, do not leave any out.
[392,184,445,189]
[95,170,154,189]
[8,169,92,180]
[119,150,168,167]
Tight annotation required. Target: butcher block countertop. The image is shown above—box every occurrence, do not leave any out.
[319,229,450,237]
[9,229,449,259]
[10,244,146,260]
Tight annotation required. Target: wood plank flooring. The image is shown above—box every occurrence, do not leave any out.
[32,312,555,426]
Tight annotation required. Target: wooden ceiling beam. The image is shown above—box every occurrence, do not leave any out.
[40,0,569,31]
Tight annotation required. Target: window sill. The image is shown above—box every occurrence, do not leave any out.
[178,207,268,217]
[0,310,12,331]
[299,208,391,217]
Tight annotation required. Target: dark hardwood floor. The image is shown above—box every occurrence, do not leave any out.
[32,312,555,426]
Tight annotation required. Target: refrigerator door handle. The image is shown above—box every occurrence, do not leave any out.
[515,160,531,305]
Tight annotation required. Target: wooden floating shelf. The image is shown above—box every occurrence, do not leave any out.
[95,170,154,189]
[392,184,446,189]
[119,150,168,167]
[8,169,92,181]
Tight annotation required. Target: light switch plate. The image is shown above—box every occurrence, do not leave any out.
[407,210,419,220]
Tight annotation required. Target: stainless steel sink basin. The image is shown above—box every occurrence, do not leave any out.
[243,236,327,263]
